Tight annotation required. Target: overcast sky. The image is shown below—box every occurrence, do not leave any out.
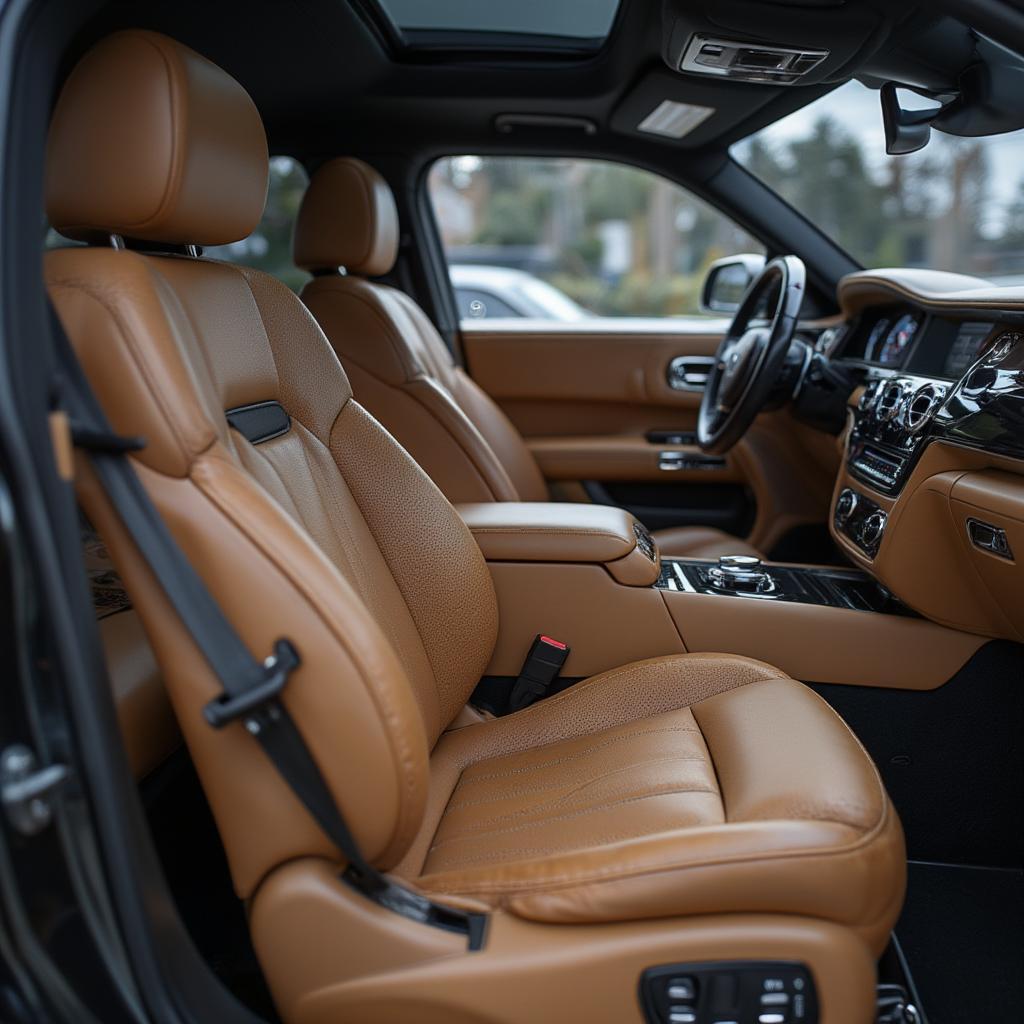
[738,80,1024,226]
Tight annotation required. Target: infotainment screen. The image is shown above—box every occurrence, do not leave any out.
[945,322,993,378]
[907,319,994,380]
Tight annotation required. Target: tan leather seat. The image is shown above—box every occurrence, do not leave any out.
[47,31,903,1023]
[294,158,763,562]
[84,519,179,777]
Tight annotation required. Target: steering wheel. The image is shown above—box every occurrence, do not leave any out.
[698,255,806,454]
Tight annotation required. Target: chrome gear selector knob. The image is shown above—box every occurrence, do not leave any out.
[707,554,775,594]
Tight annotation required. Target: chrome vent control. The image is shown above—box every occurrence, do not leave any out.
[859,510,887,550]
[900,383,947,434]
[987,331,1021,365]
[835,488,858,525]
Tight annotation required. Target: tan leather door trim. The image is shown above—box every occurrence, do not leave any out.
[463,325,839,551]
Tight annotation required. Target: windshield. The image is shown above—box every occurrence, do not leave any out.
[732,80,1024,281]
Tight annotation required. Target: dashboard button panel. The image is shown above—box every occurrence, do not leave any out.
[834,487,887,558]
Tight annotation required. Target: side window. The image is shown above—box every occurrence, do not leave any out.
[205,156,309,291]
[427,156,763,323]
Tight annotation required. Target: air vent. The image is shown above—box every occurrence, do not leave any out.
[901,383,946,434]
[680,35,828,85]
[876,380,908,422]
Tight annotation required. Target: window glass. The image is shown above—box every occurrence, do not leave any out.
[428,156,763,321]
[205,156,309,291]
[732,80,1024,279]
[375,0,620,49]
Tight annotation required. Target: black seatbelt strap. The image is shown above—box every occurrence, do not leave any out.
[49,311,485,948]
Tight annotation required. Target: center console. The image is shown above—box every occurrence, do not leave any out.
[834,374,947,557]
[458,502,983,692]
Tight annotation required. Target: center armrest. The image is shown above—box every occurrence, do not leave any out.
[456,502,660,586]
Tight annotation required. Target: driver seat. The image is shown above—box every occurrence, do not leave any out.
[294,158,763,561]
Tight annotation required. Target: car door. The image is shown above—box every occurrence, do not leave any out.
[427,156,836,555]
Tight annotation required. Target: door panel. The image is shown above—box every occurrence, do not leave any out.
[463,323,837,552]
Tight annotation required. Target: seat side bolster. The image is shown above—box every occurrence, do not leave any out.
[692,677,886,832]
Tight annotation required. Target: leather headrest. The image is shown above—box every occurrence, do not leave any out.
[46,31,268,246]
[293,158,399,276]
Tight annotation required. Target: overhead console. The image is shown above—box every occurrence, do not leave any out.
[661,0,892,88]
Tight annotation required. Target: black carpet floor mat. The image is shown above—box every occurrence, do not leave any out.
[896,860,1024,1023]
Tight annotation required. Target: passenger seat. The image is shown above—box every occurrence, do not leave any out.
[294,158,763,561]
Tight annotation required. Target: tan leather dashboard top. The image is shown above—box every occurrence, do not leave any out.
[838,268,1024,316]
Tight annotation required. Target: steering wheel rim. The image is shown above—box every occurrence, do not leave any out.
[697,255,806,455]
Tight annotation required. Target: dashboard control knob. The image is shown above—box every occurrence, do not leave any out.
[860,509,887,549]
[835,488,858,525]
[707,554,774,594]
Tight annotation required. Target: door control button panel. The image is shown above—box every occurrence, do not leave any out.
[640,961,818,1024]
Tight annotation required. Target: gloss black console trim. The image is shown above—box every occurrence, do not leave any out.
[656,559,913,615]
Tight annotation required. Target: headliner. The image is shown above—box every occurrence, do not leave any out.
[72,0,962,165]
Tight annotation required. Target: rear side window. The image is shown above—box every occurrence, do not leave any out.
[428,156,763,323]
[204,156,309,291]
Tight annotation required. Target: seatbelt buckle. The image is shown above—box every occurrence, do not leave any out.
[508,634,570,713]
[203,638,301,728]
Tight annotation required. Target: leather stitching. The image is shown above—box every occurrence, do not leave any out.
[435,772,719,841]
[446,754,709,810]
[420,793,896,898]
[457,726,701,784]
[428,787,720,853]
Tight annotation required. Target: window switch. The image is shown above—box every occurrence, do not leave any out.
[668,1010,697,1024]
[666,978,697,1002]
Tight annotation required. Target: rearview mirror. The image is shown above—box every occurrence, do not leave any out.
[880,82,947,155]
[701,254,766,314]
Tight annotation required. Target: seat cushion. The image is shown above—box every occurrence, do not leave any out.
[408,655,904,952]
[652,525,763,560]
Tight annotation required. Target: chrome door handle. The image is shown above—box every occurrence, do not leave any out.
[658,452,727,472]
[667,355,716,391]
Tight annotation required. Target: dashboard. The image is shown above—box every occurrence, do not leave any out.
[835,305,1002,379]
[816,268,1024,643]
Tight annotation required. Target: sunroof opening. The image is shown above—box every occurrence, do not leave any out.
[372,0,622,54]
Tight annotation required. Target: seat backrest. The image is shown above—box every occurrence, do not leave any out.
[294,158,549,504]
[45,30,498,898]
